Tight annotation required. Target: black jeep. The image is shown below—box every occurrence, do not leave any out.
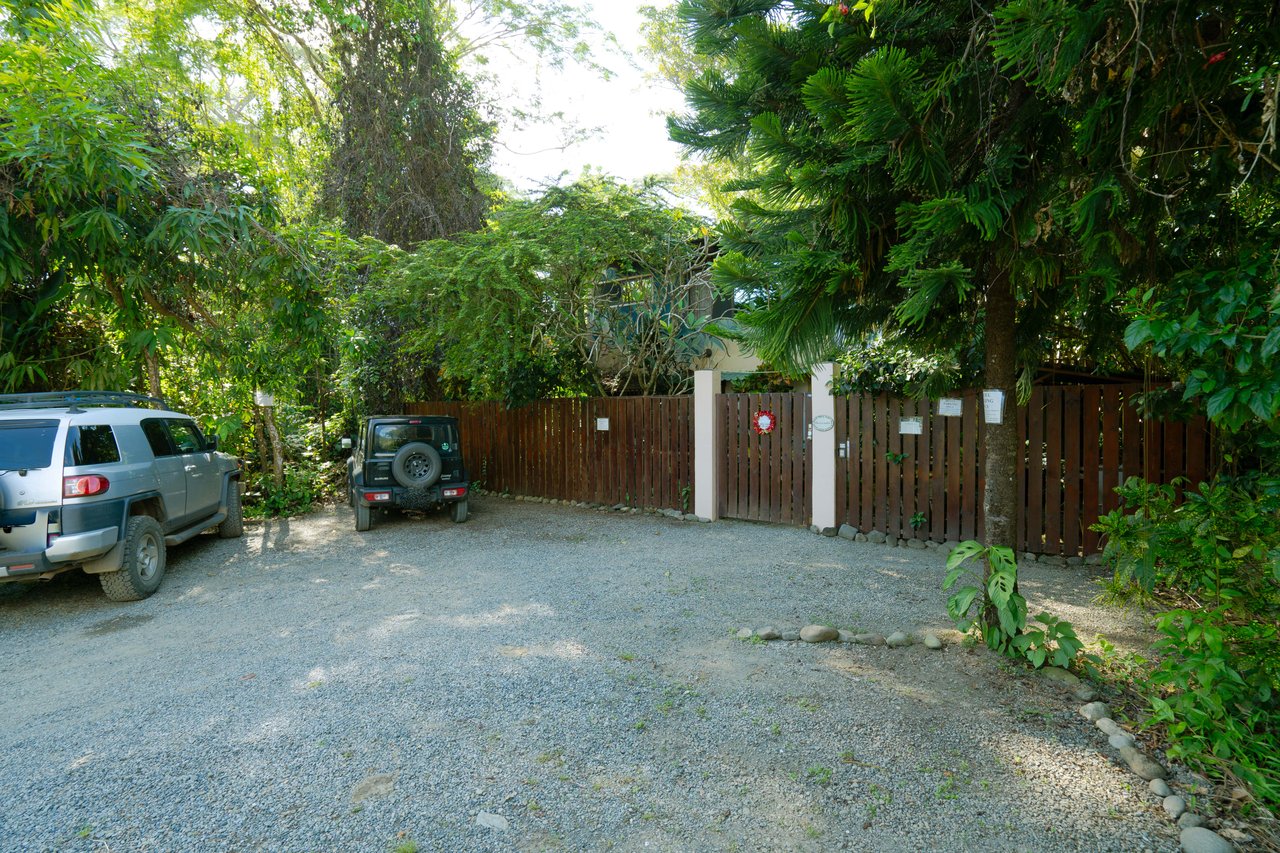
[345,415,469,531]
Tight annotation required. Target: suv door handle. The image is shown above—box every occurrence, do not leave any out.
[184,465,198,472]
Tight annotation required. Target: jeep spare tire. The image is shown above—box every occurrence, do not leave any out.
[391,442,442,488]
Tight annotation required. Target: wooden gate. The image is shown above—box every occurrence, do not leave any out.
[717,392,811,526]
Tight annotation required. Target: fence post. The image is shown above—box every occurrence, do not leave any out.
[694,369,721,521]
[811,362,837,532]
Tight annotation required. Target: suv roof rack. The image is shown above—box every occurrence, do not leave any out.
[0,391,168,411]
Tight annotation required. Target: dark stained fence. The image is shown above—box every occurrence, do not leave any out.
[717,392,811,526]
[834,385,1214,556]
[406,397,694,510]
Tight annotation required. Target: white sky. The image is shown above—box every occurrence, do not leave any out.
[478,1,690,193]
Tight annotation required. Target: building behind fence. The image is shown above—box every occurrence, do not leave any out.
[409,374,1212,557]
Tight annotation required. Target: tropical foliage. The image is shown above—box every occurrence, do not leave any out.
[0,0,689,509]
[374,178,722,404]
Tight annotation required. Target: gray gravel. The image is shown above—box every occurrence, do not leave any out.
[0,497,1178,852]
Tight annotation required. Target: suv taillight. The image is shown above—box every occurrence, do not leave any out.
[63,475,110,498]
[442,487,467,498]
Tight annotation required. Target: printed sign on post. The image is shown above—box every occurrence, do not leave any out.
[982,389,1005,424]
[813,414,835,432]
[938,398,963,417]
[899,417,923,435]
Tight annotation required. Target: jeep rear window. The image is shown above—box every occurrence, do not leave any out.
[372,423,457,454]
[0,419,59,469]
[64,425,121,466]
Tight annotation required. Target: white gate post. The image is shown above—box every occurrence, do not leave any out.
[811,362,837,532]
[694,369,721,521]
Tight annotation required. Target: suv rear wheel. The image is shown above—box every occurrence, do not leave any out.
[100,516,167,601]
[450,499,469,523]
[355,501,372,532]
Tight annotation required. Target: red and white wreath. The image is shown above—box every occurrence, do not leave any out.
[752,410,776,435]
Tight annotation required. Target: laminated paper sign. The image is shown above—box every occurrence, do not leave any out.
[937,398,962,417]
[982,390,1005,424]
[899,417,923,435]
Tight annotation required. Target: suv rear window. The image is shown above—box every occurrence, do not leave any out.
[64,425,121,466]
[0,419,60,469]
[372,423,457,454]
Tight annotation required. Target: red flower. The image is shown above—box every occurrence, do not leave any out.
[1205,51,1228,66]
[838,3,850,14]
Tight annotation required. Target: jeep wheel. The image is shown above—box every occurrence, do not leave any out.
[391,442,442,488]
[450,499,469,523]
[355,501,372,532]
[100,516,167,602]
[218,480,244,538]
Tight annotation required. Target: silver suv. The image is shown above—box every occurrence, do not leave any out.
[0,391,243,601]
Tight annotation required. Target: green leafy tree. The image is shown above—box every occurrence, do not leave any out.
[0,0,272,392]
[992,0,1280,458]
[376,178,719,404]
[322,0,494,245]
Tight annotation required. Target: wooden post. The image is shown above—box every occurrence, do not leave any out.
[811,362,837,532]
[694,369,721,520]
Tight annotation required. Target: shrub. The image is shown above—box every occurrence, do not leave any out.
[1095,475,1280,810]
[943,541,1081,667]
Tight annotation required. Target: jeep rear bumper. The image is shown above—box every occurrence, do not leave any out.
[356,483,469,509]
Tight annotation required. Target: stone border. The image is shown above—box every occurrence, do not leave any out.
[1074,701,1242,852]
[733,623,945,651]
[822,522,1106,564]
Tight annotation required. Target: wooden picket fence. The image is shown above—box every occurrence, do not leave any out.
[410,384,1213,556]
[406,397,694,510]
[835,385,1215,556]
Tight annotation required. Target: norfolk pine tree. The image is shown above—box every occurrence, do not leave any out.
[670,0,1132,627]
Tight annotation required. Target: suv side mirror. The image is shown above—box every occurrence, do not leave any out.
[340,437,353,450]
[205,435,219,451]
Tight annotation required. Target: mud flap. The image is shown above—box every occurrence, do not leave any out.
[81,542,124,575]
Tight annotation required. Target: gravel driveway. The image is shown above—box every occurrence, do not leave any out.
[0,497,1178,852]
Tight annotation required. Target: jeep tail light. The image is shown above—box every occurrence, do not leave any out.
[442,487,467,498]
[63,475,110,498]
[364,491,392,502]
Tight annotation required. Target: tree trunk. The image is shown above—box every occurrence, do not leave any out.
[260,405,286,489]
[982,268,1019,625]
[253,412,271,480]
[143,349,162,399]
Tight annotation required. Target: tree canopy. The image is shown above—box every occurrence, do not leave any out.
[367,178,720,405]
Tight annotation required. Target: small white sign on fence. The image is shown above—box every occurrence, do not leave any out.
[938,398,963,417]
[596,417,610,431]
[899,417,923,435]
